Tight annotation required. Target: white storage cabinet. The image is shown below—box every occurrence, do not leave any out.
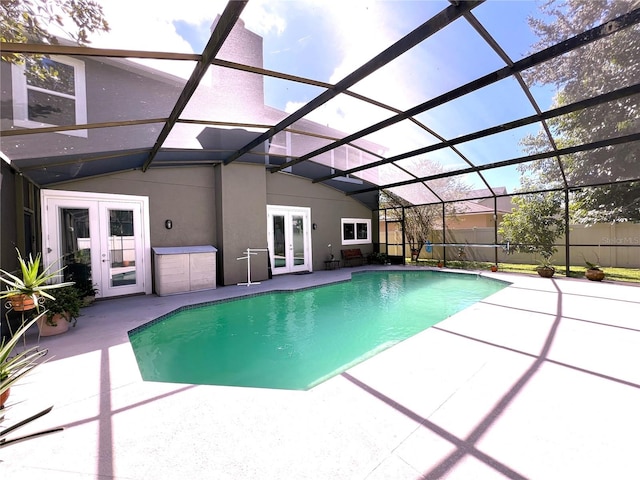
[153,245,217,296]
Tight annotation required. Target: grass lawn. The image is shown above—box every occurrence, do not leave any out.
[413,259,640,284]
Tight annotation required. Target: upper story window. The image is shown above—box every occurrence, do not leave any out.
[342,218,371,245]
[11,55,87,137]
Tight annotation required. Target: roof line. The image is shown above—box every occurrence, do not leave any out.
[0,42,201,61]
[349,132,640,196]
[313,83,640,183]
[142,1,248,172]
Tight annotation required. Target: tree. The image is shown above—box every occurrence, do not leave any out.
[519,0,639,223]
[379,159,469,257]
[380,190,440,256]
[1,0,110,64]
[498,190,566,267]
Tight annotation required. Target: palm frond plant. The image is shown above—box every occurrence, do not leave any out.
[583,254,605,281]
[0,249,74,311]
[0,314,48,407]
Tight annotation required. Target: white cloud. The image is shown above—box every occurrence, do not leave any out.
[241,1,287,36]
[274,1,437,156]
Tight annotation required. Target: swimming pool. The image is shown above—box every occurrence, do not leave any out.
[129,270,508,390]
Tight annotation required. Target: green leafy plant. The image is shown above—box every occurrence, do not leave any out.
[74,279,98,298]
[44,286,82,326]
[537,257,555,270]
[1,314,48,400]
[585,260,601,271]
[0,248,74,309]
[499,191,565,270]
[367,252,388,265]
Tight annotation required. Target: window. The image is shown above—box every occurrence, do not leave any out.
[341,218,371,245]
[11,55,87,137]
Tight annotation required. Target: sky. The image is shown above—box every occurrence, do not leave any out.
[53,0,558,195]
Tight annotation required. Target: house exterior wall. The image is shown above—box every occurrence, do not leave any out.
[214,163,268,286]
[266,172,374,271]
[47,166,217,247]
[46,167,217,292]
[0,58,183,162]
[15,162,375,292]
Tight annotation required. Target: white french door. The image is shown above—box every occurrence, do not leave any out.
[42,190,151,298]
[267,206,312,275]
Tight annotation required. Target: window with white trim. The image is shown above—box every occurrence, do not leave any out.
[11,55,87,137]
[341,218,371,245]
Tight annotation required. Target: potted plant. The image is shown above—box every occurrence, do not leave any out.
[585,259,605,281]
[38,286,82,336]
[1,314,48,408]
[75,280,99,306]
[536,257,556,278]
[0,249,73,311]
[367,252,388,265]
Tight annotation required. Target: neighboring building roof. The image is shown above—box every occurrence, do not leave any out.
[456,187,514,215]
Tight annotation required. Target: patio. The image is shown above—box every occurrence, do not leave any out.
[2,266,640,479]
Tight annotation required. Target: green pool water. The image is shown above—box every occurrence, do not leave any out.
[128,271,508,390]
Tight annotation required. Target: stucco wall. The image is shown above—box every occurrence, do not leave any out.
[38,166,376,291]
[49,167,217,249]
[49,167,217,293]
[215,163,268,286]
[267,172,374,271]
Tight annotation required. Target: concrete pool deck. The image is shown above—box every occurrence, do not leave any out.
[2,266,640,479]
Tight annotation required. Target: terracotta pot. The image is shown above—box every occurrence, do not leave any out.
[490,265,498,272]
[9,294,37,311]
[0,388,9,408]
[437,262,443,268]
[37,313,70,336]
[585,268,605,281]
[537,266,555,278]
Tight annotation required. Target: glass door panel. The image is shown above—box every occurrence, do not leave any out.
[59,208,94,296]
[42,190,150,299]
[99,202,143,297]
[272,214,286,269]
[267,206,312,275]
[107,209,137,287]
[292,214,305,266]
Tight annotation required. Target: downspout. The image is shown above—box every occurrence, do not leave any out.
[402,205,406,265]
[565,188,570,277]
[494,197,499,266]
[441,202,446,266]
